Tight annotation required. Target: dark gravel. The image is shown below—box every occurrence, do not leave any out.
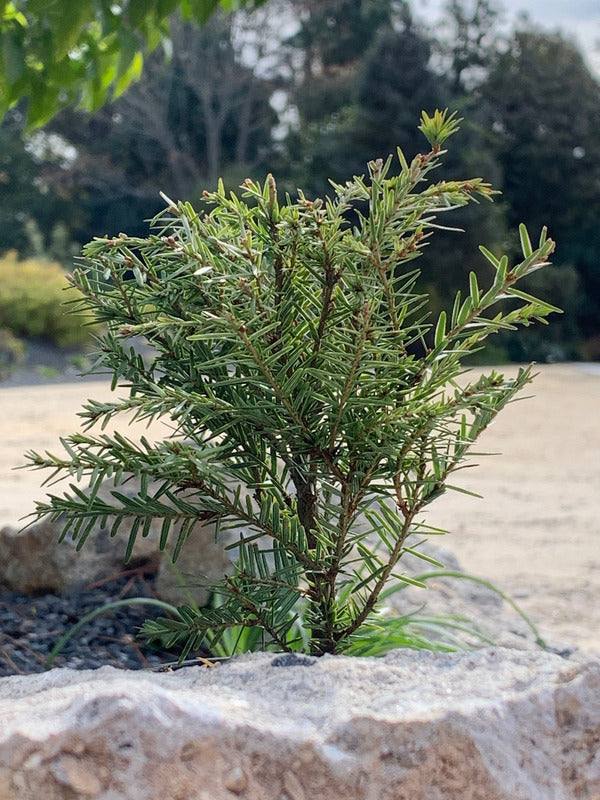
[1,339,185,677]
[0,570,179,677]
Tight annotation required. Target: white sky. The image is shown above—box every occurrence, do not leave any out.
[414,0,600,75]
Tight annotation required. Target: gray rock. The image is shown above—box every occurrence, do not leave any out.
[0,478,235,601]
[0,517,153,595]
[154,519,234,607]
[0,648,598,799]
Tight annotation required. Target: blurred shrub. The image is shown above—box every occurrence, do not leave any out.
[0,327,25,379]
[0,251,94,347]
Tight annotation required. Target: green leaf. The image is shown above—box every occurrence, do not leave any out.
[504,288,562,315]
[115,27,138,79]
[478,245,500,268]
[518,223,533,258]
[434,310,446,347]
[469,271,480,306]
[457,297,473,326]
[128,0,156,30]
[401,545,445,568]
[390,573,428,589]
[1,33,25,86]
[50,0,94,60]
[450,290,462,329]
[26,82,61,130]
[157,0,181,18]
[418,108,462,147]
[495,255,508,285]
[181,0,221,25]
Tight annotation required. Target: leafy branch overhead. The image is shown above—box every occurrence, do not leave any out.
[25,111,559,657]
[0,0,267,128]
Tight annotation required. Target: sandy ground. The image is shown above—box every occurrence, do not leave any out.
[1,364,599,654]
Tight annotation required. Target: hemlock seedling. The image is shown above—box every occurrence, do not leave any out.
[25,110,558,658]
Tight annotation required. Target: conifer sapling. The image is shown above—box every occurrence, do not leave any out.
[25,110,558,657]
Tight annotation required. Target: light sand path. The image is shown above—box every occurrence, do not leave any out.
[423,363,600,653]
[0,380,171,529]
[1,364,598,652]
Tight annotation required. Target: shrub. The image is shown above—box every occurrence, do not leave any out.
[0,327,25,379]
[25,111,558,658]
[0,250,94,347]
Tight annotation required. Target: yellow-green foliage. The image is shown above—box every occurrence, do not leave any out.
[0,327,25,378]
[0,251,94,347]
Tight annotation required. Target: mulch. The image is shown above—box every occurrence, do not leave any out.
[0,565,180,677]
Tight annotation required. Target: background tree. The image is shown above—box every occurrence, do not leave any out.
[2,11,279,250]
[353,22,450,163]
[0,111,81,260]
[2,0,599,362]
[440,0,503,93]
[284,0,401,125]
[482,28,600,356]
[280,6,435,195]
[70,13,276,188]
[414,0,508,323]
[279,9,508,326]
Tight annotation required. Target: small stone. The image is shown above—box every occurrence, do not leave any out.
[225,765,247,793]
[271,654,315,668]
[49,754,102,795]
[22,752,42,770]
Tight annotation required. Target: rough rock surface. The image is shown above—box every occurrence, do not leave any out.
[0,516,160,595]
[153,520,233,607]
[0,648,599,800]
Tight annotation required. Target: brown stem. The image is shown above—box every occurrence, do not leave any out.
[342,508,417,641]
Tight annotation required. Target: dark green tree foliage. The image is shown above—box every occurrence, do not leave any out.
[482,30,600,347]
[283,13,447,198]
[411,1,508,319]
[288,0,396,70]
[354,25,449,163]
[294,17,507,315]
[25,113,559,657]
[0,112,80,257]
[281,0,401,133]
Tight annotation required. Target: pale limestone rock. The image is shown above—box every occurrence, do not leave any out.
[0,648,598,800]
[0,514,231,606]
[0,477,163,594]
[0,517,147,595]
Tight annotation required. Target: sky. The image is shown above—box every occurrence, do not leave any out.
[414,0,600,75]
